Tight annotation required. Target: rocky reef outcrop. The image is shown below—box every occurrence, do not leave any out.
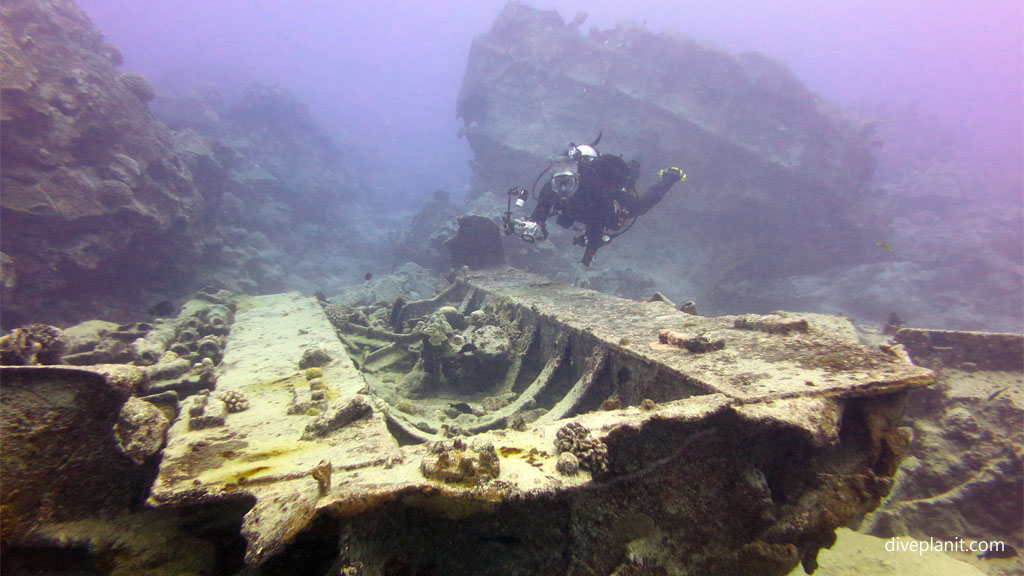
[0,0,369,329]
[720,145,1024,331]
[152,80,375,296]
[0,0,218,327]
[455,3,889,306]
[445,214,505,268]
[388,189,465,271]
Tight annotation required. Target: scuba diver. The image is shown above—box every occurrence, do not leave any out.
[503,135,686,268]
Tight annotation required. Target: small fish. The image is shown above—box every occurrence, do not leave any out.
[876,241,894,252]
[987,387,1009,401]
[449,402,473,414]
[364,272,374,281]
[978,544,1018,560]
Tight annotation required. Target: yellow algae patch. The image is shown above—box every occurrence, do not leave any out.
[229,466,271,485]
[246,373,305,393]
[239,445,300,463]
[195,440,311,487]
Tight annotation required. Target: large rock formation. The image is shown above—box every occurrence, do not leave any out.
[1,0,219,326]
[151,81,374,296]
[456,3,889,308]
[721,102,1024,332]
[0,1,370,328]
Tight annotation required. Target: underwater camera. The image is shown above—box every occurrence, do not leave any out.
[502,187,544,242]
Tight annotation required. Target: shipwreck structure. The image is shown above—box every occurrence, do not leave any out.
[456,3,889,307]
[3,268,936,575]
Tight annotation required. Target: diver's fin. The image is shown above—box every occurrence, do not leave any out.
[590,131,602,147]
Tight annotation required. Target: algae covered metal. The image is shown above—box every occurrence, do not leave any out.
[147,269,933,574]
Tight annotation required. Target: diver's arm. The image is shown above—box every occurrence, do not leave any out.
[634,179,675,215]
[528,182,555,224]
[634,168,686,215]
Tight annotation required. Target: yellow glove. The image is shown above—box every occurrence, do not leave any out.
[659,167,687,182]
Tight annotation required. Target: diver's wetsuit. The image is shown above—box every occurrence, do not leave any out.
[528,155,679,266]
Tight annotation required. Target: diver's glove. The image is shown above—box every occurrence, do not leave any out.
[659,167,687,183]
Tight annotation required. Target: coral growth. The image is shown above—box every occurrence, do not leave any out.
[0,0,219,326]
[0,324,67,365]
[420,312,454,347]
[299,347,333,369]
[218,390,250,413]
[555,422,608,475]
[556,451,580,476]
[420,438,501,484]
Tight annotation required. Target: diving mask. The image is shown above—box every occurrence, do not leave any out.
[549,155,579,199]
[551,171,578,197]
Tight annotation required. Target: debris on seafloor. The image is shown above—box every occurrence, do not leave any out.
[733,313,810,335]
[312,459,332,495]
[658,328,726,353]
[57,293,236,401]
[187,391,227,430]
[301,396,373,440]
[642,292,675,306]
